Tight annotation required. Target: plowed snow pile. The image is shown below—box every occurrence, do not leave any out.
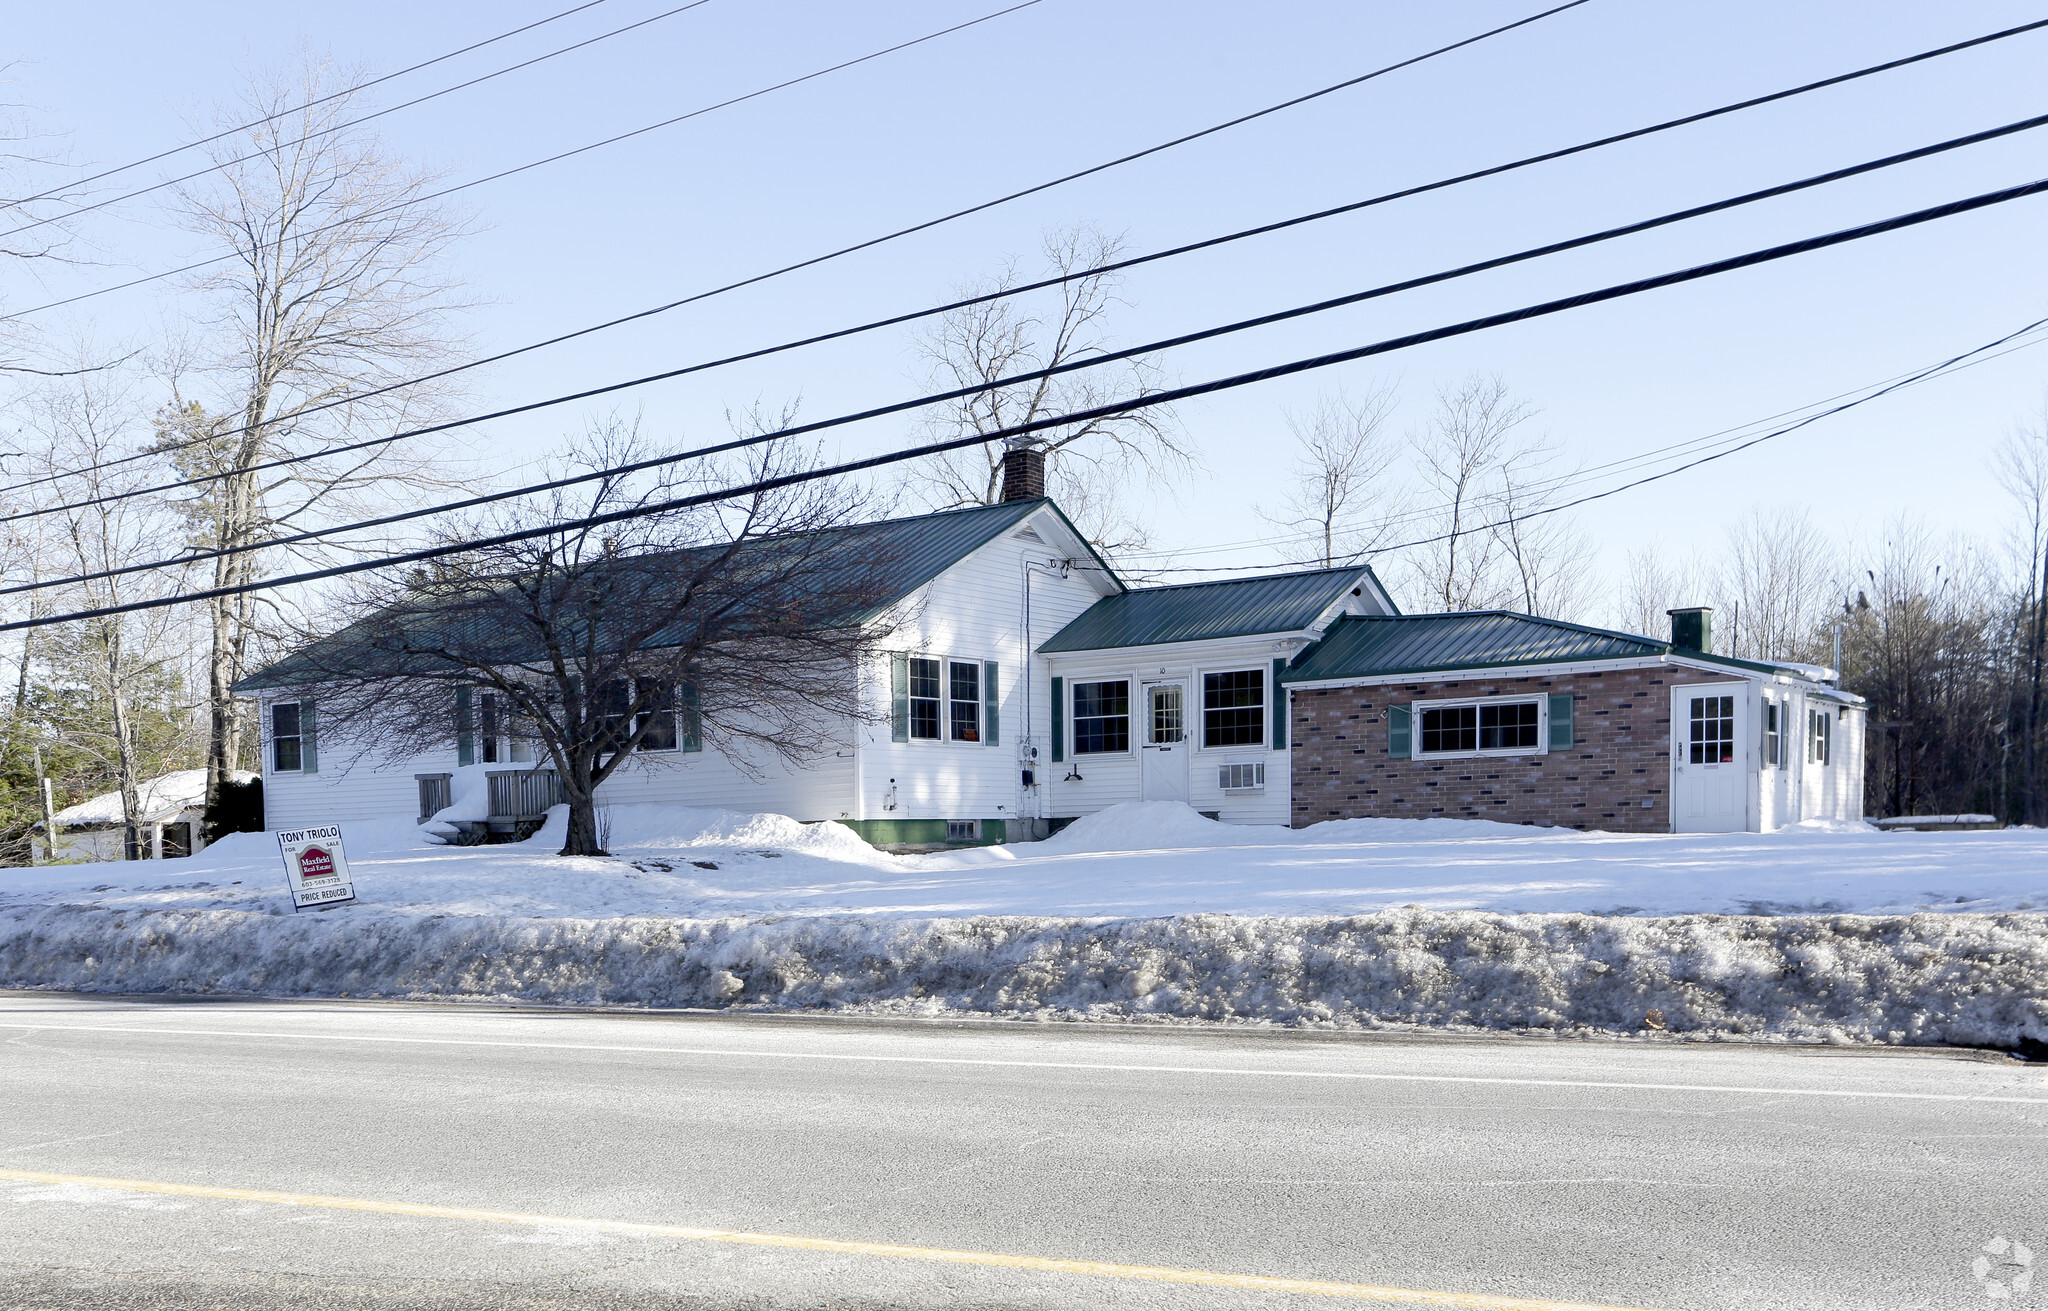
[2,803,2042,1045]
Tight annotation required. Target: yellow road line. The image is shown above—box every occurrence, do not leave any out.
[0,1166,1663,1310]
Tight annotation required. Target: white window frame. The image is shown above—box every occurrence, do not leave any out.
[269,699,304,773]
[907,655,944,742]
[1763,698,1781,769]
[1411,692,1549,760]
[1069,673,1136,757]
[1195,666,1267,753]
[905,653,992,747]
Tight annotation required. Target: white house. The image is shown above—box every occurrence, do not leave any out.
[236,453,1863,842]
[37,769,253,862]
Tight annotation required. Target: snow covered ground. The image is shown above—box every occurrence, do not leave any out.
[0,801,2042,920]
[1,805,2041,1046]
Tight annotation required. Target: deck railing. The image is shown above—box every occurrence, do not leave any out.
[486,769,566,820]
[415,773,452,823]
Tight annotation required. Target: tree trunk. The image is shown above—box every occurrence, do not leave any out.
[99,621,144,862]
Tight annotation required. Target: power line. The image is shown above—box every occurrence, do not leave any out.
[0,0,1054,325]
[12,102,2042,534]
[1129,311,2048,578]
[2,10,2028,504]
[0,1,717,242]
[1131,319,2048,567]
[7,0,617,209]
[9,169,2047,632]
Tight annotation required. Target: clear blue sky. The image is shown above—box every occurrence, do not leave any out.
[8,1,2047,600]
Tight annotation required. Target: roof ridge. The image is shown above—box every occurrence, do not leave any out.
[1123,564,1365,595]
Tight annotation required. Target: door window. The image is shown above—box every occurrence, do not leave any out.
[1689,695,1735,764]
[1149,684,1185,745]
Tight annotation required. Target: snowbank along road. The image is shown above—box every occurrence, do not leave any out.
[1,994,2043,1310]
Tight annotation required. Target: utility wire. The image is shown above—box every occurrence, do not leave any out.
[1131,311,2048,577]
[0,1,717,242]
[2,9,2026,502]
[7,0,616,209]
[1137,320,2048,566]
[0,14,2015,501]
[0,0,1053,324]
[11,103,2043,534]
[9,169,2047,632]
[0,0,1583,334]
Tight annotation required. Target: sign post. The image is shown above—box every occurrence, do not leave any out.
[277,825,357,911]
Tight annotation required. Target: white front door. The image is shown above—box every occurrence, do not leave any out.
[1140,681,1190,804]
[1672,684,1749,833]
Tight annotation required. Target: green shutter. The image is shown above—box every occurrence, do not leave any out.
[1271,658,1287,749]
[1547,693,1574,752]
[681,682,702,753]
[456,686,474,767]
[1050,676,1064,762]
[983,661,1000,747]
[301,698,318,775]
[890,653,909,743]
[1386,703,1411,759]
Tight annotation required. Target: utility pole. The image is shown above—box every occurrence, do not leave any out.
[32,745,57,866]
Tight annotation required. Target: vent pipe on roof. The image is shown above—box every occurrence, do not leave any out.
[1000,439,1045,503]
[1666,606,1712,654]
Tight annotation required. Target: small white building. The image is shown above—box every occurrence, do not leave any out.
[38,769,252,862]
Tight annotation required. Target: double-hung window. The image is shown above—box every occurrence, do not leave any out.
[1763,700,1781,768]
[908,657,943,740]
[1417,698,1544,758]
[271,701,303,772]
[1202,670,1264,748]
[1809,707,1831,765]
[1072,679,1130,753]
[637,679,678,752]
[948,661,981,742]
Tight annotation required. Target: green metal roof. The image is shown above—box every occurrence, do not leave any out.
[1039,565,1383,654]
[1281,612,1666,682]
[237,499,1095,692]
[1279,611,1824,683]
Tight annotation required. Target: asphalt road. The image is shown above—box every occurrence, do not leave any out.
[0,993,2042,1311]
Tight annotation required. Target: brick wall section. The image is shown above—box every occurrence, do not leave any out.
[1289,666,1741,832]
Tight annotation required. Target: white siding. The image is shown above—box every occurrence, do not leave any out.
[1043,636,1299,827]
[259,694,447,831]
[855,508,1110,824]
[248,506,1116,834]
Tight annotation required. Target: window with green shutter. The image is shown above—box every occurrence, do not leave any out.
[301,698,318,774]
[1387,704,1412,759]
[1050,676,1064,762]
[455,687,474,766]
[1271,658,1288,749]
[890,653,909,743]
[983,661,999,746]
[1547,693,1574,752]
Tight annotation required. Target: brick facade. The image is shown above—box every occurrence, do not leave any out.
[1288,666,1741,833]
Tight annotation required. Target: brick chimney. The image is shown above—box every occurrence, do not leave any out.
[1666,606,1712,654]
[999,440,1045,502]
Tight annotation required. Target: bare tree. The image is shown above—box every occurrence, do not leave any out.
[164,57,474,839]
[1257,384,1402,567]
[1712,508,1841,663]
[14,366,204,859]
[293,420,902,857]
[1612,543,1709,639]
[908,225,1193,560]
[0,68,91,377]
[1994,402,2048,822]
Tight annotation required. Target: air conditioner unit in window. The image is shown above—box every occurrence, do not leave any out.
[1218,762,1265,791]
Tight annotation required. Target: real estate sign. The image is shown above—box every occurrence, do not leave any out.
[278,825,357,911]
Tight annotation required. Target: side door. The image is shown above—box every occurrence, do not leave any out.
[1139,680,1190,805]
[1671,683,1749,833]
